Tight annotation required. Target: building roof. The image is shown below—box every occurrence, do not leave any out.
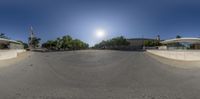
[127,38,157,41]
[0,38,22,44]
[161,38,200,44]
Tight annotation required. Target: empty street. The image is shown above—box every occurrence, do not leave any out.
[0,50,200,99]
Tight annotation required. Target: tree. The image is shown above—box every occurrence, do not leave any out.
[71,39,89,50]
[42,35,89,50]
[56,37,62,50]
[144,41,154,47]
[42,40,56,50]
[0,44,8,49]
[23,43,29,49]
[29,37,41,48]
[0,33,9,39]
[144,40,161,47]
[94,36,130,49]
[61,35,73,50]
[16,40,28,49]
[176,35,181,38]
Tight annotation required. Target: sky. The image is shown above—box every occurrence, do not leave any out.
[0,0,200,46]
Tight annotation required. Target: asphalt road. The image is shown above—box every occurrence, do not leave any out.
[0,50,200,99]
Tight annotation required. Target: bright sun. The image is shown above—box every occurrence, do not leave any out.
[96,29,105,38]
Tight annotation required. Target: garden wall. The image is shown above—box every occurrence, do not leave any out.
[0,49,26,60]
[147,50,200,61]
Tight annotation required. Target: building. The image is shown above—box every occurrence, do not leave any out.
[160,38,200,50]
[127,38,159,50]
[0,38,24,49]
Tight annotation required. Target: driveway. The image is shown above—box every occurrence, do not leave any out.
[0,50,200,99]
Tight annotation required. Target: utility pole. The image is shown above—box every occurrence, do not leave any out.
[28,26,35,49]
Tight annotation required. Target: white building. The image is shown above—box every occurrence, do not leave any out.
[0,38,24,49]
[160,38,200,50]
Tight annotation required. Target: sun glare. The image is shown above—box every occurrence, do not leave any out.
[96,29,105,38]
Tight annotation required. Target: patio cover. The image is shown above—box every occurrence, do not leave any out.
[161,38,200,44]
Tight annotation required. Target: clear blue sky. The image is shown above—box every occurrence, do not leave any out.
[0,0,200,46]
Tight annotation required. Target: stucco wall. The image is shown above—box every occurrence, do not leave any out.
[147,50,200,61]
[9,43,24,49]
[0,49,26,60]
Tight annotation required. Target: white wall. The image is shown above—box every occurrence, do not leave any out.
[147,50,200,61]
[0,49,26,60]
[9,43,24,49]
